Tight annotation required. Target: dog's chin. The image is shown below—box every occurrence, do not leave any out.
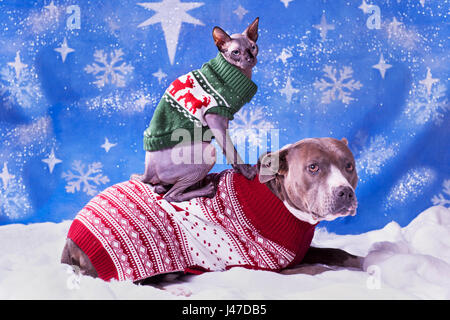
[284,201,357,224]
[322,208,357,221]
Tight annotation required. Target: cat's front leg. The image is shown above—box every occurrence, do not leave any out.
[205,113,255,180]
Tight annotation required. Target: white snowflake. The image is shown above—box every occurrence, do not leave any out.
[385,167,436,210]
[0,176,32,220]
[404,83,448,126]
[313,65,363,104]
[62,160,110,196]
[229,108,275,148]
[431,179,450,207]
[0,65,42,108]
[84,49,134,88]
[356,135,397,176]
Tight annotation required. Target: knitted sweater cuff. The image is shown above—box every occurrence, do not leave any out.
[204,106,234,120]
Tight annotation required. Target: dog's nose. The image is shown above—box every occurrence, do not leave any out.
[334,186,355,204]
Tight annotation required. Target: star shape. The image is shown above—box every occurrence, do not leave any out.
[105,16,121,33]
[152,68,167,84]
[280,76,299,103]
[135,95,151,110]
[137,0,205,65]
[358,0,371,14]
[42,148,62,174]
[276,48,293,64]
[7,51,28,78]
[101,137,117,153]
[419,0,426,7]
[388,17,403,34]
[372,54,392,79]
[280,0,294,8]
[0,162,15,190]
[54,37,75,63]
[419,67,439,96]
[44,0,59,17]
[233,5,248,20]
[313,14,335,41]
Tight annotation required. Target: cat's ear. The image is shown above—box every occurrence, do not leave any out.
[212,27,231,52]
[243,17,259,42]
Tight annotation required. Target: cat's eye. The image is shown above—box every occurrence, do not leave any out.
[232,50,240,55]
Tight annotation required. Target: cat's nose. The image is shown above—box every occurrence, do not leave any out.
[246,50,254,62]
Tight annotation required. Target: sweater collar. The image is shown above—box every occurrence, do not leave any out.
[207,53,258,103]
[232,172,317,253]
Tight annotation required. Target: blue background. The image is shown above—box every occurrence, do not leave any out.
[0,0,448,234]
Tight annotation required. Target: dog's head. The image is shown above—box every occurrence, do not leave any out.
[258,137,358,224]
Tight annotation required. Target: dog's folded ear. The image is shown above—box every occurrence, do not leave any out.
[257,148,288,183]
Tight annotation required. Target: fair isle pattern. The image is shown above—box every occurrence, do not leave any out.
[75,179,189,281]
[73,171,297,282]
[164,71,220,126]
[76,209,134,281]
[161,94,203,128]
[200,174,295,269]
[192,70,230,108]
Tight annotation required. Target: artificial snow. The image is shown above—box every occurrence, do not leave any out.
[0,205,448,300]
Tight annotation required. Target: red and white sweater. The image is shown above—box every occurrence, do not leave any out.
[67,170,317,282]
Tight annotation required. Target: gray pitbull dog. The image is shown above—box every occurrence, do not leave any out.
[62,137,363,282]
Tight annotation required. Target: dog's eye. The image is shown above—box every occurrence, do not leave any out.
[308,164,319,173]
[232,50,240,55]
[251,45,256,51]
[345,162,354,172]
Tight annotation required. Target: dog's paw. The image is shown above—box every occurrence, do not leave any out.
[164,285,192,297]
[280,264,336,276]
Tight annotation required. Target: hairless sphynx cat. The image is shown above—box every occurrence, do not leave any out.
[131,18,261,202]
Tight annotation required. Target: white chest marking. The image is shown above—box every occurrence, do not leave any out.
[283,201,318,225]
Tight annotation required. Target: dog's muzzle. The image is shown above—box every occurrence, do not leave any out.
[332,186,357,216]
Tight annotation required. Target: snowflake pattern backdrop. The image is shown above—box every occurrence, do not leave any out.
[0,0,448,234]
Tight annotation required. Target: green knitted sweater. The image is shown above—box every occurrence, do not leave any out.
[143,53,257,151]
